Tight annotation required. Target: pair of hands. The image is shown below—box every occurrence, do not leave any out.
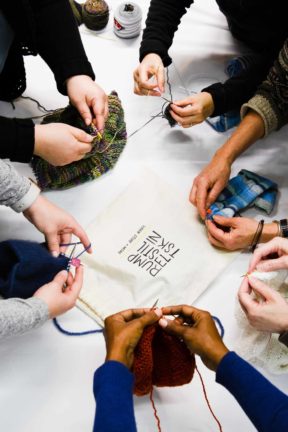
[105,305,228,372]
[239,237,288,332]
[34,75,108,166]
[133,53,215,127]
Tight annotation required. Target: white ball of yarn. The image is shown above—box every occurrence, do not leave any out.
[113,3,142,39]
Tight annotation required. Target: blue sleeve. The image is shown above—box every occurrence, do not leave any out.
[93,361,137,432]
[216,352,288,432]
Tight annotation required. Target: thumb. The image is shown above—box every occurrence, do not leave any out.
[248,276,274,301]
[159,317,187,338]
[138,308,162,328]
[46,233,60,257]
[52,270,68,287]
[75,101,92,126]
[72,126,93,143]
[212,215,234,227]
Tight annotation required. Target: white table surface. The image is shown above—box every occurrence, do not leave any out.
[0,1,288,431]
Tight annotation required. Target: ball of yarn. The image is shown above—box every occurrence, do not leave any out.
[133,324,195,396]
[82,0,109,31]
[164,103,177,127]
[114,3,142,39]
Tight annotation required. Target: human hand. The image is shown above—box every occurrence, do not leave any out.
[23,194,91,257]
[34,123,93,166]
[33,266,83,318]
[104,307,162,368]
[206,216,258,250]
[248,237,288,273]
[159,305,229,371]
[133,53,165,96]
[190,156,231,219]
[238,275,288,332]
[66,75,108,132]
[169,92,214,127]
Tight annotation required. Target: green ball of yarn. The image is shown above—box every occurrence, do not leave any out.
[82,0,109,31]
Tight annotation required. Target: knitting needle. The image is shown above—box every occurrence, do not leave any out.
[150,298,159,310]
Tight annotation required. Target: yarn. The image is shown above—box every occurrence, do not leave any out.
[69,0,83,26]
[114,3,142,39]
[164,103,177,127]
[31,91,127,190]
[53,317,103,336]
[82,0,109,31]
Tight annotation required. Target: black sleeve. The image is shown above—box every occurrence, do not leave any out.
[202,53,275,116]
[0,117,34,162]
[140,0,193,66]
[29,0,95,95]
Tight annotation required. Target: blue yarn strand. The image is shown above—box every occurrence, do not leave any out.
[212,315,225,338]
[53,318,103,336]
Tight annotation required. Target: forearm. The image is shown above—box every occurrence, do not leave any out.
[29,0,95,95]
[0,297,49,339]
[216,352,288,431]
[140,0,192,66]
[213,111,265,165]
[0,116,34,162]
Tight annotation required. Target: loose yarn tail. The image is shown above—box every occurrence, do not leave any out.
[53,318,103,336]
[196,364,223,432]
[149,387,162,432]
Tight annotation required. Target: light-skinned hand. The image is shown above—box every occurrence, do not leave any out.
[104,307,162,368]
[159,305,229,371]
[133,53,165,96]
[33,266,83,318]
[190,156,231,220]
[169,92,214,127]
[23,194,92,257]
[238,275,288,332]
[66,75,108,132]
[248,237,288,273]
[34,123,93,166]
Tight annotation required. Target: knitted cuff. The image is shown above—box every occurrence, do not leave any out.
[139,41,172,67]
[55,58,95,95]
[0,117,34,162]
[10,181,40,213]
[201,83,226,117]
[241,94,278,137]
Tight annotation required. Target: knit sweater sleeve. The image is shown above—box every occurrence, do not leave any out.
[0,159,31,207]
[29,0,95,95]
[139,0,193,67]
[0,297,49,339]
[0,116,34,162]
[93,361,137,432]
[216,352,288,432]
[241,39,288,137]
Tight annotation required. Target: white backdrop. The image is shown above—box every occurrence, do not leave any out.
[0,1,288,431]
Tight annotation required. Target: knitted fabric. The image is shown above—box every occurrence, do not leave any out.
[133,324,195,396]
[0,240,69,299]
[31,92,127,190]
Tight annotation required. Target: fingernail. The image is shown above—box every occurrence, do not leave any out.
[52,251,59,257]
[154,308,162,317]
[159,318,168,328]
[85,118,91,126]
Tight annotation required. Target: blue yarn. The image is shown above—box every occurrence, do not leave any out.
[53,317,103,336]
[212,315,225,338]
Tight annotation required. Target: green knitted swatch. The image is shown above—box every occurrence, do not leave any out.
[31,91,126,190]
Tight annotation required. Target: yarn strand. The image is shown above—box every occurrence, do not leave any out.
[195,364,223,432]
[53,317,103,336]
[149,387,162,432]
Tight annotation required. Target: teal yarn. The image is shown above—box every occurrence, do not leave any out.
[31,91,127,191]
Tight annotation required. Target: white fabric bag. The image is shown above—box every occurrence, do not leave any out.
[75,169,238,326]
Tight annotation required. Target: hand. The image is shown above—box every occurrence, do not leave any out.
[133,53,165,96]
[23,194,91,257]
[190,156,231,219]
[34,123,93,166]
[248,237,288,273]
[159,305,229,371]
[206,216,258,250]
[238,276,288,332]
[33,266,83,318]
[104,308,162,368]
[169,92,214,127]
[66,75,108,132]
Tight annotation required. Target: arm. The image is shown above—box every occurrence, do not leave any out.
[217,352,288,432]
[0,117,34,162]
[139,0,193,66]
[241,38,288,136]
[0,297,48,339]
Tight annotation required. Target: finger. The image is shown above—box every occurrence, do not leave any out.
[46,232,60,257]
[138,67,160,90]
[170,103,194,117]
[78,143,93,155]
[248,238,285,272]
[70,224,92,253]
[137,308,163,328]
[172,97,194,108]
[247,275,274,301]
[156,65,165,93]
[67,265,83,299]
[189,180,197,205]
[206,220,226,242]
[207,232,225,248]
[161,305,203,322]
[59,231,72,254]
[159,317,191,340]
[72,127,93,143]
[238,284,256,312]
[255,256,288,272]
[53,270,69,287]
[117,308,152,322]
[76,101,92,126]
[91,97,106,132]
[196,179,209,220]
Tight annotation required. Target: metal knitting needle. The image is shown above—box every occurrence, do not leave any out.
[150,298,159,310]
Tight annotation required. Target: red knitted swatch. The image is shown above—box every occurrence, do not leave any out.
[133,324,195,396]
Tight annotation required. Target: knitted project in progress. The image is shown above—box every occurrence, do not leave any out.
[31,92,127,190]
[133,324,195,396]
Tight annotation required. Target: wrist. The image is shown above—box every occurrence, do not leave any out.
[105,349,130,368]
[201,92,215,117]
[207,346,230,371]
[260,222,279,243]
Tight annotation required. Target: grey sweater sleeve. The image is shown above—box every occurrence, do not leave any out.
[0,159,30,207]
[0,297,49,339]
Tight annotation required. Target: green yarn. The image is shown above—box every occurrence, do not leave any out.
[31,91,127,191]
[69,0,83,26]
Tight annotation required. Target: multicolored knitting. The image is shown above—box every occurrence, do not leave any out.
[133,324,195,396]
[31,92,127,190]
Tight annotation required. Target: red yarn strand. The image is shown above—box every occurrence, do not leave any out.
[149,387,162,432]
[195,364,223,432]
